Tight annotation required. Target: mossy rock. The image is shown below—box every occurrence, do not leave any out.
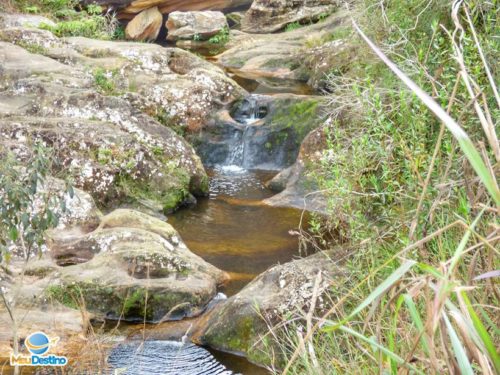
[46,213,227,322]
[197,251,345,367]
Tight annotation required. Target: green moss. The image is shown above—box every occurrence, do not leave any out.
[116,166,191,214]
[262,58,301,70]
[208,26,230,45]
[46,284,79,309]
[15,40,49,55]
[268,98,323,151]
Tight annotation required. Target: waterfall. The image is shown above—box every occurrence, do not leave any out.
[226,129,245,166]
[223,96,269,170]
[232,96,267,125]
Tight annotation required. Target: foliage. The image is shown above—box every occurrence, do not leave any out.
[10,0,121,39]
[285,21,303,32]
[276,0,499,374]
[208,26,230,45]
[0,144,73,262]
[93,68,118,95]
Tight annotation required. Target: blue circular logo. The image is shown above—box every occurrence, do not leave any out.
[25,332,50,355]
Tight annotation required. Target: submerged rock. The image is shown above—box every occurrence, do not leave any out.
[195,251,345,366]
[125,6,163,41]
[166,11,228,41]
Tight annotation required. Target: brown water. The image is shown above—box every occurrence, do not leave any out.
[169,166,306,296]
[106,166,306,375]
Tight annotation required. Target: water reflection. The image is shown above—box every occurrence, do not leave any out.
[169,167,305,296]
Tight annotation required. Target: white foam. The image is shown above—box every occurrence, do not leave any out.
[220,165,246,174]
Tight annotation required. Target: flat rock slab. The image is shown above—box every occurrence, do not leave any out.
[166,11,228,41]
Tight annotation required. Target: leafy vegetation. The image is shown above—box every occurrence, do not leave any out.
[0,144,72,262]
[273,0,499,374]
[208,26,230,45]
[8,0,122,39]
[285,21,303,32]
[93,68,119,95]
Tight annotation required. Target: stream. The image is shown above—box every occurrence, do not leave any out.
[108,167,307,374]
[108,38,313,375]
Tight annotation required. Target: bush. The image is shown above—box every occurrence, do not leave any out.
[0,144,72,261]
[11,0,120,39]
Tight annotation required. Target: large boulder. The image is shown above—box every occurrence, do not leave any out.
[242,0,339,33]
[195,251,345,366]
[46,209,228,322]
[125,6,163,41]
[0,25,245,211]
[166,10,228,41]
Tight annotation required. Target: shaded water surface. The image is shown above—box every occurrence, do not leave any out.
[110,166,304,374]
[108,341,234,375]
[169,166,306,295]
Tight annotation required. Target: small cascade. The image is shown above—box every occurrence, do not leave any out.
[232,96,268,125]
[226,130,245,166]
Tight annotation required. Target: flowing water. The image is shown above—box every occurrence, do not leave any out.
[107,40,311,375]
[169,166,306,296]
[109,167,306,374]
[108,341,234,375]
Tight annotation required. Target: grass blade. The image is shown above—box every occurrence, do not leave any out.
[461,291,500,373]
[324,260,416,330]
[338,325,425,375]
[442,312,474,375]
[403,294,430,355]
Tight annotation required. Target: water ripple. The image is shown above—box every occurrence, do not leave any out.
[108,341,238,375]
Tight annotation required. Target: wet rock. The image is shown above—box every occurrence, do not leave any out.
[46,209,227,322]
[264,127,328,213]
[166,11,228,41]
[194,94,325,170]
[125,6,163,41]
[242,0,339,33]
[0,25,246,211]
[195,251,345,366]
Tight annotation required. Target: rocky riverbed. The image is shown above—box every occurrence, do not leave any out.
[0,2,357,372]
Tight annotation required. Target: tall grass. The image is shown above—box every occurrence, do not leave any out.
[272,0,499,373]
